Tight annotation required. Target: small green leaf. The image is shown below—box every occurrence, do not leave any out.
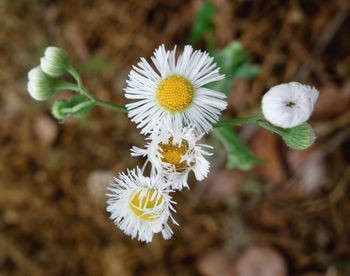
[188,1,215,44]
[68,95,96,117]
[51,95,95,120]
[207,41,259,95]
[235,63,260,78]
[212,127,265,170]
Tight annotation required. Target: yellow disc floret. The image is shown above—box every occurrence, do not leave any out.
[129,189,163,220]
[156,74,194,112]
[159,137,190,170]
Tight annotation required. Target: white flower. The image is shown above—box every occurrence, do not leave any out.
[262,82,319,128]
[106,167,177,243]
[125,44,227,137]
[27,66,58,101]
[40,47,69,77]
[131,126,212,190]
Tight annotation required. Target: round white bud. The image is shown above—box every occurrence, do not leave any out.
[40,47,69,77]
[262,82,319,128]
[27,66,58,101]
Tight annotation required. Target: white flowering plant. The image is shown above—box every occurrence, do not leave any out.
[26,3,319,242]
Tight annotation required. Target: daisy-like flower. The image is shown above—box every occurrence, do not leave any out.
[125,44,227,138]
[262,82,319,128]
[106,167,177,243]
[131,126,212,190]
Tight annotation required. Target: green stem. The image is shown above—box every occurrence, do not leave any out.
[67,65,83,88]
[56,81,127,113]
[66,65,96,101]
[256,120,285,136]
[213,113,263,128]
[95,99,127,112]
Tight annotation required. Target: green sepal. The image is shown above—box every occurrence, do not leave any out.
[281,123,316,150]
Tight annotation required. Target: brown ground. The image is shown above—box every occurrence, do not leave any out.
[1,0,350,275]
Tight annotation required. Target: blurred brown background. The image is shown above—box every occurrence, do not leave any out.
[1,0,350,275]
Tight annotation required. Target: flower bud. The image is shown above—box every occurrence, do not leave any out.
[27,66,58,101]
[52,100,68,119]
[262,82,319,129]
[282,123,316,150]
[40,47,69,77]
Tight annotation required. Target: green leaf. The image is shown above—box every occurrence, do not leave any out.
[207,41,259,94]
[188,1,215,44]
[207,42,262,168]
[212,127,265,170]
[68,95,96,117]
[214,41,248,74]
[235,63,260,78]
[51,95,95,120]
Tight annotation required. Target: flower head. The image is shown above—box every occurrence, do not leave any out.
[27,66,59,101]
[40,47,69,77]
[125,44,227,137]
[106,167,177,243]
[131,126,212,190]
[262,82,319,128]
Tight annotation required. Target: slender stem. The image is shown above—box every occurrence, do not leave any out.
[66,65,96,101]
[213,111,287,138]
[67,65,83,88]
[56,81,127,113]
[67,66,127,112]
[256,120,286,136]
[95,99,127,113]
[56,81,84,92]
[213,113,263,128]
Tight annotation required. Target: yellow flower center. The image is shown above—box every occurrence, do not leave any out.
[158,137,190,170]
[156,74,194,112]
[129,189,163,220]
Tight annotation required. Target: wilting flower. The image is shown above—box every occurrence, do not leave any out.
[106,167,177,243]
[262,82,319,128]
[131,126,212,190]
[27,66,59,101]
[125,44,227,138]
[40,47,69,77]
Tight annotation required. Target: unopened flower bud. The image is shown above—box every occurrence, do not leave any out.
[282,123,316,150]
[52,100,68,119]
[27,66,58,101]
[40,47,69,77]
[262,82,319,129]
